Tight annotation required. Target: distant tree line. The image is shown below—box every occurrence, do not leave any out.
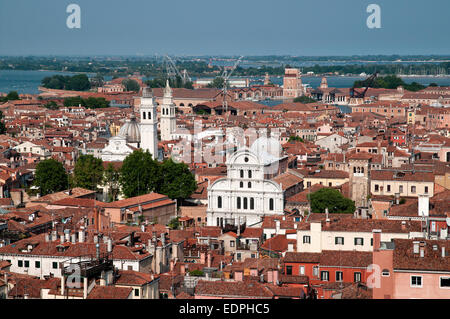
[63,96,110,108]
[353,75,428,92]
[41,74,91,91]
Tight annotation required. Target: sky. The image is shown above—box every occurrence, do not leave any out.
[0,0,449,56]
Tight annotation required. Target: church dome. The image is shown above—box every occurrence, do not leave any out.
[118,114,141,144]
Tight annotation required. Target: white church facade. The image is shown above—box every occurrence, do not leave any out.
[206,146,284,228]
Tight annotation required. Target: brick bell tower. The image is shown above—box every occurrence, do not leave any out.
[348,152,372,209]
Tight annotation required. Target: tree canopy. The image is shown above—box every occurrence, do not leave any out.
[156,158,197,205]
[63,96,110,109]
[72,155,104,191]
[122,79,140,92]
[0,91,20,102]
[119,151,197,202]
[293,95,317,103]
[353,75,426,92]
[308,188,356,214]
[0,111,6,135]
[33,159,68,196]
[119,150,159,198]
[207,77,226,89]
[42,74,91,91]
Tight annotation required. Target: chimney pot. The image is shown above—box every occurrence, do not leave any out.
[413,241,420,254]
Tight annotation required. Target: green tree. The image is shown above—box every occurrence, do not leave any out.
[66,74,91,91]
[73,155,104,191]
[156,158,197,205]
[308,188,356,214]
[103,163,120,202]
[168,217,180,229]
[288,136,304,143]
[44,101,58,110]
[189,270,204,277]
[207,77,226,88]
[119,150,159,198]
[293,95,317,103]
[33,159,68,196]
[6,91,20,101]
[122,79,140,92]
[0,111,6,134]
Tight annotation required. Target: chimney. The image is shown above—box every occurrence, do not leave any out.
[161,233,165,246]
[200,252,206,265]
[395,193,400,205]
[372,229,381,251]
[442,247,446,258]
[4,273,8,299]
[71,233,76,244]
[267,270,273,283]
[275,219,280,234]
[60,235,65,244]
[52,230,57,241]
[141,224,145,232]
[64,231,70,242]
[170,259,174,272]
[418,194,429,217]
[60,276,65,296]
[419,243,425,258]
[94,207,100,232]
[413,241,420,254]
[207,252,212,268]
[401,221,406,231]
[325,207,329,220]
[234,270,243,282]
[325,218,330,227]
[288,243,294,252]
[79,229,85,243]
[107,238,112,253]
[45,233,50,242]
[180,264,186,275]
[273,269,279,285]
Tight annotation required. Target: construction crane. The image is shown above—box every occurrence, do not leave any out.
[221,56,244,115]
[349,71,378,99]
[164,55,192,85]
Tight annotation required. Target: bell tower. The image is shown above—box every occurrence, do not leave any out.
[349,153,372,209]
[160,80,176,141]
[139,87,158,159]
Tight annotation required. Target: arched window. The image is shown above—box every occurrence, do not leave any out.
[148,111,151,120]
[248,170,252,178]
[248,182,252,188]
[240,181,243,188]
[218,196,222,208]
[353,167,356,173]
[243,198,248,209]
[143,112,146,120]
[269,198,274,211]
[361,167,364,174]
[237,197,241,209]
[240,170,244,178]
[250,198,254,210]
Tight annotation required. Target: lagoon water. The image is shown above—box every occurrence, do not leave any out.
[1,70,450,95]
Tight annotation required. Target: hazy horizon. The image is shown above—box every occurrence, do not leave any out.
[1,0,449,56]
